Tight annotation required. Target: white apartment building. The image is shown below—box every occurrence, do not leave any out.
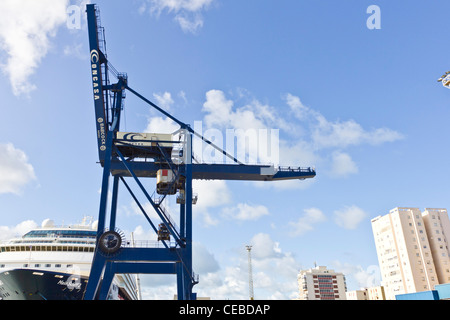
[371,207,450,300]
[297,266,347,300]
[422,208,450,284]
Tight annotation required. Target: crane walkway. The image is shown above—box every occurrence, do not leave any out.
[109,161,316,181]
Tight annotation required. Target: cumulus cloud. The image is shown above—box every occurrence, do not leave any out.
[0,0,69,96]
[288,207,327,237]
[333,205,368,230]
[331,260,381,290]
[193,241,220,274]
[0,220,38,241]
[222,203,269,221]
[194,233,301,299]
[139,0,214,33]
[285,92,404,150]
[249,233,300,299]
[198,90,404,182]
[144,116,179,134]
[0,143,36,194]
[330,151,358,178]
[192,179,231,226]
[153,91,174,111]
[200,89,282,165]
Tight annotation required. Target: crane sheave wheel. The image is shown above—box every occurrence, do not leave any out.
[98,230,122,254]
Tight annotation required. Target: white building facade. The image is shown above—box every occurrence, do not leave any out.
[371,207,450,300]
[297,266,347,300]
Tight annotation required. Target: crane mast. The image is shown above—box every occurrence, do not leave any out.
[83,4,316,300]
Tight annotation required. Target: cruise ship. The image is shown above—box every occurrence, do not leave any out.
[0,218,139,300]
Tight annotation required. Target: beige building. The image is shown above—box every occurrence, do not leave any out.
[422,208,450,284]
[371,207,450,300]
[297,266,347,300]
[346,289,367,300]
[346,286,386,300]
[367,285,386,300]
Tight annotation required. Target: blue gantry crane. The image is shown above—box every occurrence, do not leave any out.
[83,4,316,300]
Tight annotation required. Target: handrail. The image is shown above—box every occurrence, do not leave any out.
[277,166,315,173]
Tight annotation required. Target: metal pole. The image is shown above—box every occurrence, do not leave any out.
[246,245,254,300]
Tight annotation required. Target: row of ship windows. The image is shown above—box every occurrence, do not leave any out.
[0,245,95,253]
[0,263,76,268]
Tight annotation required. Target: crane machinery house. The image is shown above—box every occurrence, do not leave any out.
[115,132,174,159]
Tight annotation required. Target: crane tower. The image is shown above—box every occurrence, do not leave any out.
[83,4,316,300]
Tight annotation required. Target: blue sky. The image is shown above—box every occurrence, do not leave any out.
[1,0,450,299]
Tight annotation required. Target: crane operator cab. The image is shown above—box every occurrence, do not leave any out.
[157,223,170,241]
[156,169,178,195]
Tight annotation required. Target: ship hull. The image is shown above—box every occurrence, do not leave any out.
[0,269,88,300]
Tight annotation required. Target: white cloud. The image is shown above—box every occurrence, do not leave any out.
[284,93,309,121]
[250,233,282,260]
[201,89,282,165]
[203,89,284,132]
[249,233,301,299]
[196,265,248,300]
[312,117,404,149]
[202,89,235,128]
[140,0,213,33]
[288,207,327,237]
[144,116,179,134]
[0,143,36,194]
[222,203,269,221]
[200,90,403,184]
[330,151,358,178]
[192,179,231,226]
[63,42,86,60]
[0,0,69,96]
[193,241,220,274]
[0,220,38,241]
[333,205,368,230]
[175,13,204,33]
[194,233,302,300]
[285,93,404,150]
[331,261,381,290]
[153,91,174,111]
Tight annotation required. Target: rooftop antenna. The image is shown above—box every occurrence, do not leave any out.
[246,245,254,300]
